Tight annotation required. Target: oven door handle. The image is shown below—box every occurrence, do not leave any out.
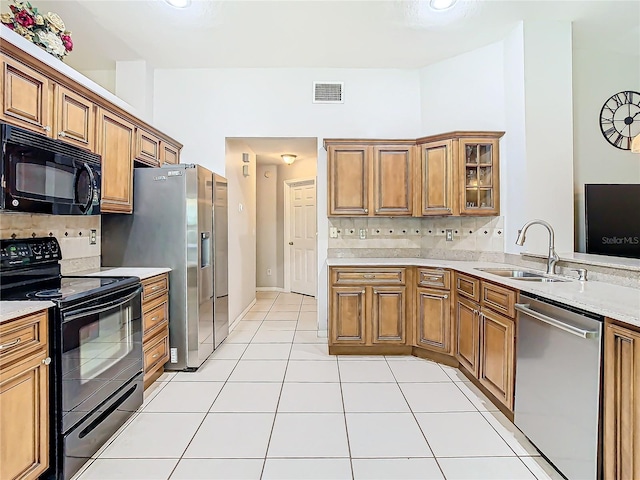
[64,287,142,321]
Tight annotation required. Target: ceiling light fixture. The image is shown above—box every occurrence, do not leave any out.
[281,154,297,165]
[429,0,458,11]
[164,0,191,8]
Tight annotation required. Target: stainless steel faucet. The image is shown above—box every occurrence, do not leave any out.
[515,219,559,275]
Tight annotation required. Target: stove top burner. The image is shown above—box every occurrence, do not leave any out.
[31,289,64,299]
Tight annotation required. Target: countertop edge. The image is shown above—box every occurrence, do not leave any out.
[77,267,172,281]
[0,301,54,324]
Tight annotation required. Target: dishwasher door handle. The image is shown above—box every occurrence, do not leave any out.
[515,303,599,339]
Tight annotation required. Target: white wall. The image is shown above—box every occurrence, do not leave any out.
[419,41,506,135]
[225,140,257,324]
[573,49,640,251]
[256,164,278,288]
[115,60,154,123]
[154,68,422,330]
[80,69,116,94]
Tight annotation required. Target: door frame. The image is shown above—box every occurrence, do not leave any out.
[283,176,317,295]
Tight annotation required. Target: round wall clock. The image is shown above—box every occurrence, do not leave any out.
[600,90,640,150]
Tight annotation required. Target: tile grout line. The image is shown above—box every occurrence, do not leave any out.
[336,354,356,480]
[259,292,297,480]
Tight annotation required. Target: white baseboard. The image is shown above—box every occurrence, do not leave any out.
[256,287,287,292]
[317,330,328,338]
[229,299,256,332]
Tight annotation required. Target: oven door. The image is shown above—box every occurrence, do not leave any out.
[59,285,142,433]
[2,141,101,215]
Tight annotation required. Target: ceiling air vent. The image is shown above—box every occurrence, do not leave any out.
[313,82,344,104]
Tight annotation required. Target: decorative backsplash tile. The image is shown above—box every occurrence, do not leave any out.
[328,216,505,254]
[0,212,100,274]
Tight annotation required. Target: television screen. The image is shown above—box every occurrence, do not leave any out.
[585,184,640,259]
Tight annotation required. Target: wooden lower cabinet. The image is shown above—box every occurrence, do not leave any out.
[604,320,640,480]
[415,286,451,354]
[455,296,480,376]
[142,273,170,388]
[0,311,49,480]
[330,286,367,345]
[478,308,514,410]
[371,286,406,344]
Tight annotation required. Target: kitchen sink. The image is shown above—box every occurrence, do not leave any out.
[474,268,570,282]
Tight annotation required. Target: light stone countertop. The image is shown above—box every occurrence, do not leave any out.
[326,258,640,328]
[0,301,54,324]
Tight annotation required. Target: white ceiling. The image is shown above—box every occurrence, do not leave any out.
[26,0,640,71]
[235,137,318,164]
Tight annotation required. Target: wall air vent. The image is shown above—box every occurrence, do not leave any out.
[313,82,344,104]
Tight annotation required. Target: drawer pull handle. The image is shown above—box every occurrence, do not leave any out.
[424,276,440,282]
[363,274,375,279]
[42,357,51,365]
[151,286,159,291]
[152,353,160,359]
[151,316,159,322]
[0,338,21,350]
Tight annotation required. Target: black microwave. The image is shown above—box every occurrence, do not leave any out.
[1,123,101,215]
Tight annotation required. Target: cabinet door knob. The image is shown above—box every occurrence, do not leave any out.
[42,357,51,365]
[43,125,51,132]
[443,294,448,299]
[364,208,368,214]
[361,289,365,294]
[58,131,66,137]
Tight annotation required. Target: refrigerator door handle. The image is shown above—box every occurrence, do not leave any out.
[201,232,211,268]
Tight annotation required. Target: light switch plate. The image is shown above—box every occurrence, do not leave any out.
[359,228,367,239]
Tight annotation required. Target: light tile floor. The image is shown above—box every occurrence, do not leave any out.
[74,292,564,480]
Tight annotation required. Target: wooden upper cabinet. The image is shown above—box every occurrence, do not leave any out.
[372,145,413,216]
[55,85,95,150]
[418,140,453,216]
[415,286,451,354]
[160,141,180,164]
[371,286,406,344]
[478,308,515,410]
[330,286,367,345]
[458,137,500,216]
[97,108,135,213]
[327,144,370,216]
[604,321,640,480]
[135,128,161,167]
[1,54,51,135]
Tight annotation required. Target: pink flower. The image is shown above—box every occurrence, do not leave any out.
[61,34,72,52]
[15,10,34,27]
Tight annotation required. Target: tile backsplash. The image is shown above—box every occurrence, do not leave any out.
[0,213,101,274]
[328,216,504,255]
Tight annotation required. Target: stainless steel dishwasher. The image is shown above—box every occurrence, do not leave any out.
[514,293,603,480]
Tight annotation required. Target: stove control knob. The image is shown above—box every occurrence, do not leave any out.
[48,241,59,255]
[31,243,42,255]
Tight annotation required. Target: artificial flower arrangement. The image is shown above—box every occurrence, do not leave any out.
[1,1,72,60]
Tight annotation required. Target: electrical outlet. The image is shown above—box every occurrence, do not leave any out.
[266,268,272,276]
[445,229,454,241]
[329,227,338,238]
[359,228,367,239]
[90,229,97,245]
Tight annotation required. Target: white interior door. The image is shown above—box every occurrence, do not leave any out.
[287,179,316,296]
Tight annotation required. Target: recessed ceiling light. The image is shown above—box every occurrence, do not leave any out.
[429,0,457,11]
[164,0,191,8]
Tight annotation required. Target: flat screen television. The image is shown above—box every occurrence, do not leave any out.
[585,184,640,259]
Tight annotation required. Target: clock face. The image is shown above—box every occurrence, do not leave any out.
[600,90,640,150]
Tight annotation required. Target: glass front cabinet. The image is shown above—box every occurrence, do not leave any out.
[458,137,500,216]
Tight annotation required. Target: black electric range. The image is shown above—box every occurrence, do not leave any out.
[0,237,144,480]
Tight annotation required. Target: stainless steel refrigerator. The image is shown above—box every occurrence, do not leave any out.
[101,164,229,371]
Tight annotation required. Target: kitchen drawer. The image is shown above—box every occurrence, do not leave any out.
[142,300,168,339]
[142,274,168,302]
[417,268,450,290]
[143,331,169,376]
[481,282,516,318]
[0,310,47,369]
[331,267,406,285]
[455,273,480,301]
[135,128,161,167]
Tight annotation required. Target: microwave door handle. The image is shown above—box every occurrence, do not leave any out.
[64,287,141,321]
[81,163,95,213]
